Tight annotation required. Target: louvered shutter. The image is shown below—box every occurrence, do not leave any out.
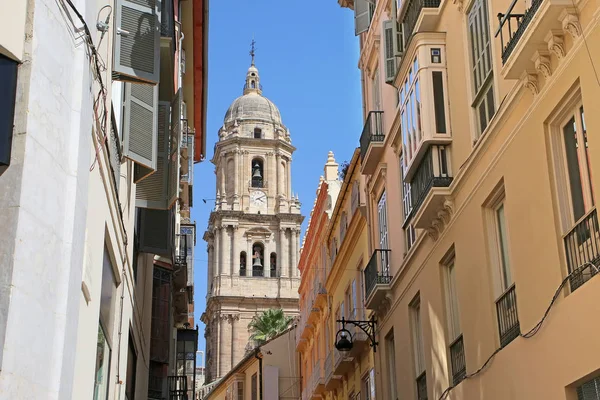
[133,164,154,183]
[136,101,170,209]
[394,21,405,56]
[384,20,396,83]
[167,90,182,208]
[122,83,158,170]
[113,0,161,85]
[138,207,173,256]
[354,0,371,35]
[577,376,600,400]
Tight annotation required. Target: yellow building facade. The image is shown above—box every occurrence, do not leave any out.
[298,150,376,400]
[336,0,600,399]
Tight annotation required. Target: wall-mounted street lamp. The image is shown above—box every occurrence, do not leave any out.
[335,315,378,353]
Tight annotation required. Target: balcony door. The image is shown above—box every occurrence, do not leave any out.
[378,191,390,274]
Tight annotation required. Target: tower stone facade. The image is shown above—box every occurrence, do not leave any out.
[201,60,303,383]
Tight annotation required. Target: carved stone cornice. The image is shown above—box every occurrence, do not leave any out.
[545,30,565,59]
[532,50,552,78]
[560,8,582,39]
[521,70,539,95]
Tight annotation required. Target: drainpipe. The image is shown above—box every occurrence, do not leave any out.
[255,349,263,400]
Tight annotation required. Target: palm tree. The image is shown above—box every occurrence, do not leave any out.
[247,308,293,345]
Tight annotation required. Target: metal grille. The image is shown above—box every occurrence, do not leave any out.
[577,376,600,400]
[364,249,392,299]
[416,371,428,400]
[359,111,385,160]
[495,285,520,348]
[495,0,543,64]
[168,375,188,400]
[564,209,600,292]
[401,0,441,47]
[449,335,466,385]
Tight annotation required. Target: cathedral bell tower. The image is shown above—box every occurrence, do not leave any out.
[201,47,304,383]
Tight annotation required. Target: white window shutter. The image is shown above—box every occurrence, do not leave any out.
[354,0,371,35]
[384,20,396,83]
[136,101,170,209]
[122,83,159,170]
[167,90,182,208]
[113,0,161,85]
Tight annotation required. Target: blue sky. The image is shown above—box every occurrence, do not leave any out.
[191,0,363,361]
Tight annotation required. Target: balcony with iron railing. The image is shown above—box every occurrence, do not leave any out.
[359,111,385,175]
[364,249,393,310]
[324,349,342,390]
[496,284,520,348]
[397,0,442,52]
[563,208,600,292]
[494,0,579,79]
[449,334,466,386]
[408,146,453,229]
[168,375,188,400]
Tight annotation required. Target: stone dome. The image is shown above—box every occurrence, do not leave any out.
[223,92,282,125]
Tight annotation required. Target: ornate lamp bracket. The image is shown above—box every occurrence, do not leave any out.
[336,315,378,352]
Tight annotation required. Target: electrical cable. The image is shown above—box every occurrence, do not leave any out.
[437,261,598,400]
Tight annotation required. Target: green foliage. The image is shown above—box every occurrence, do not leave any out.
[247,308,293,345]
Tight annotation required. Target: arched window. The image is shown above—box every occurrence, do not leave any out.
[252,243,264,277]
[254,128,262,139]
[251,158,264,188]
[240,251,247,276]
[340,211,348,242]
[270,253,277,277]
[251,80,256,88]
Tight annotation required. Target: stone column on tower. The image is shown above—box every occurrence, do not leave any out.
[233,150,240,210]
[279,227,287,277]
[207,243,214,291]
[214,227,221,286]
[220,226,229,276]
[294,229,301,277]
[269,152,276,198]
[246,239,252,274]
[287,158,292,198]
[291,228,298,277]
[231,226,238,276]
[276,153,282,197]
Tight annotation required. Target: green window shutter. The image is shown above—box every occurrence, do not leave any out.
[167,90,182,208]
[384,20,396,83]
[354,0,372,35]
[122,82,159,170]
[136,101,170,209]
[113,0,161,85]
[138,207,174,256]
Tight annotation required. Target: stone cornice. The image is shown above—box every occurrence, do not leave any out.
[212,137,296,163]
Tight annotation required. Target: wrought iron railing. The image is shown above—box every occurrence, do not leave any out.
[161,0,175,39]
[401,0,442,47]
[168,375,188,400]
[359,111,385,160]
[409,147,452,214]
[564,208,600,292]
[364,249,392,300]
[495,0,543,64]
[495,284,520,348]
[449,334,466,385]
[416,371,428,400]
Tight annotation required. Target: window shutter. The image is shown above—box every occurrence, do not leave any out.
[122,82,159,170]
[133,164,154,183]
[167,90,182,208]
[138,207,174,256]
[384,20,396,83]
[354,0,371,35]
[113,0,161,85]
[136,101,170,209]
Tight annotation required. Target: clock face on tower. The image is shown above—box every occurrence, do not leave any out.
[250,190,267,208]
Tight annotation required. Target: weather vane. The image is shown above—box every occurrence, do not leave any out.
[249,37,256,66]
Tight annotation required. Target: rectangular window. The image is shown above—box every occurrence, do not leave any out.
[577,375,600,399]
[496,203,512,291]
[432,71,447,133]
[405,224,417,252]
[251,373,258,400]
[94,324,111,400]
[468,0,495,136]
[237,381,244,400]
[444,256,466,385]
[372,68,381,111]
[352,279,358,318]
[378,191,389,250]
[126,334,137,400]
[386,331,398,399]
[411,297,426,376]
[400,59,422,164]
[362,369,376,400]
[1,54,19,173]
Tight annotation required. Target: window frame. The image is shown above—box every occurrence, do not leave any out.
[410,296,426,377]
[466,0,497,139]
